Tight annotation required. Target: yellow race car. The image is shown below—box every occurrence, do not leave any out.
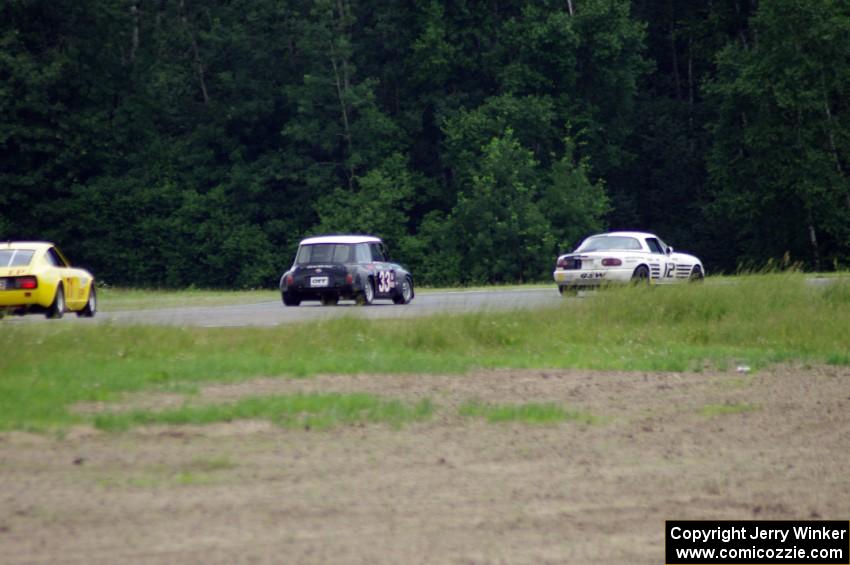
[0,241,96,319]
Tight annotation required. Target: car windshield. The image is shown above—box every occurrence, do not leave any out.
[0,249,35,267]
[296,243,355,265]
[575,236,642,252]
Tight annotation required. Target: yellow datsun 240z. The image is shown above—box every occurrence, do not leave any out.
[0,241,96,319]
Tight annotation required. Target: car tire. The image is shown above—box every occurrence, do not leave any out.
[558,285,577,296]
[631,265,650,284]
[356,277,374,306]
[689,266,704,282]
[282,291,301,307]
[46,284,65,319]
[77,286,97,317]
[392,276,414,305]
[320,295,339,306]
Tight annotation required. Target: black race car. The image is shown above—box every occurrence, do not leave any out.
[279,235,415,306]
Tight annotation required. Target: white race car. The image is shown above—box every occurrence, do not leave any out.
[553,231,704,293]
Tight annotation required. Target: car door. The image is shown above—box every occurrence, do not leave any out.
[645,237,675,282]
[47,247,82,308]
[369,243,395,297]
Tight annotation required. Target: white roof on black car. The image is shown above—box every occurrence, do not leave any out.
[299,235,382,245]
[590,231,656,239]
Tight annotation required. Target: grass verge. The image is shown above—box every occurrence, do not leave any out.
[459,401,597,425]
[2,273,849,431]
[98,287,279,311]
[93,394,434,432]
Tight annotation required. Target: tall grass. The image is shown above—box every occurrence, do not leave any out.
[1,273,848,430]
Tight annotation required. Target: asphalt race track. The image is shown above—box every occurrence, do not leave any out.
[7,288,564,328]
[6,277,839,328]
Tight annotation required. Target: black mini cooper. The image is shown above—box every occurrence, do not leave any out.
[279,235,415,306]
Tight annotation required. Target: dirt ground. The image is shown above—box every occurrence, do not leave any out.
[1,365,849,564]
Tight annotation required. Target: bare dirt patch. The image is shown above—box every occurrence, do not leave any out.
[3,365,850,564]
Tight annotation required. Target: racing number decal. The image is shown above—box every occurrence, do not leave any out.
[376,270,395,293]
[664,263,676,278]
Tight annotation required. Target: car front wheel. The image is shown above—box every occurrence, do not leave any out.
[77,286,97,317]
[392,276,413,305]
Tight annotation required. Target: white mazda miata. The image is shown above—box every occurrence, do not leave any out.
[553,231,704,294]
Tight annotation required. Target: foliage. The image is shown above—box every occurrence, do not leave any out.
[450,130,554,283]
[1,1,848,285]
[705,0,850,270]
[313,153,416,257]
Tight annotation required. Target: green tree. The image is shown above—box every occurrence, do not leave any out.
[450,130,555,283]
[541,138,609,252]
[705,0,850,269]
[313,153,416,255]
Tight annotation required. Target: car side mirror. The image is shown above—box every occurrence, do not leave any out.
[666,246,674,255]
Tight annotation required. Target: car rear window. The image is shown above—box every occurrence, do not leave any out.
[296,244,355,265]
[0,249,35,267]
[576,236,642,252]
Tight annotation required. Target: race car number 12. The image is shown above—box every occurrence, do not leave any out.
[377,270,394,293]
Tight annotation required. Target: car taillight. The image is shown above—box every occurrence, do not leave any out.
[15,276,38,289]
[285,275,294,286]
[601,258,622,267]
[345,273,353,285]
[557,258,567,268]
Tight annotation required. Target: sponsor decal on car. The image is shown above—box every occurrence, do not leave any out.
[376,270,395,293]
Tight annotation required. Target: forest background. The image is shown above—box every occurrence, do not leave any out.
[1,0,848,287]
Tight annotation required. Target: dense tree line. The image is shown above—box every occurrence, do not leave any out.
[1,0,848,287]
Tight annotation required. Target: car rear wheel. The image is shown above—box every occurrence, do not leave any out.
[46,284,65,319]
[631,265,650,284]
[320,295,339,306]
[392,276,413,305]
[282,291,301,307]
[356,278,374,306]
[77,286,97,317]
[689,266,704,282]
[558,285,577,296]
